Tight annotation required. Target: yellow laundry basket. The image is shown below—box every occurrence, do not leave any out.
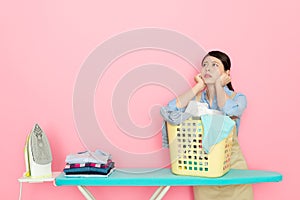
[167,117,234,177]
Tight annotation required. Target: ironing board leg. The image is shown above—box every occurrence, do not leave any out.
[150,186,171,200]
[77,185,170,200]
[149,186,164,200]
[77,186,96,200]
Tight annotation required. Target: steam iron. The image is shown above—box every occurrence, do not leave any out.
[24,124,52,178]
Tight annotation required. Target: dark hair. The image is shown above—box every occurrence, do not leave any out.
[203,50,234,91]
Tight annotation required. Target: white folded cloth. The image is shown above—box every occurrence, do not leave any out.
[65,149,111,164]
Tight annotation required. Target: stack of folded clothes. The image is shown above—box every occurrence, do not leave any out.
[63,149,115,177]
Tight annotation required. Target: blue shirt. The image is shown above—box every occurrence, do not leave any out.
[167,86,247,133]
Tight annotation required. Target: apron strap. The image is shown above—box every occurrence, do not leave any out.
[228,92,238,121]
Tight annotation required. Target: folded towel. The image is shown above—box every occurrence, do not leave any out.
[185,101,223,116]
[201,114,235,153]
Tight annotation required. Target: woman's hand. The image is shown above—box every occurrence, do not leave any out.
[194,73,206,88]
[216,71,231,87]
[176,73,206,108]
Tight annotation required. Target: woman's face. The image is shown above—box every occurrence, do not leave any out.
[201,56,226,84]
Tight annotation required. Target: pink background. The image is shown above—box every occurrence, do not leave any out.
[1,0,298,199]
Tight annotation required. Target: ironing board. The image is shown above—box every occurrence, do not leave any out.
[55,168,282,200]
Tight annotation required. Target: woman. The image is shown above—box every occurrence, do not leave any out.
[167,50,253,200]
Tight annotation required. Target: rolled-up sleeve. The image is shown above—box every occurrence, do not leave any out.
[167,98,178,110]
[222,93,247,117]
[167,98,186,112]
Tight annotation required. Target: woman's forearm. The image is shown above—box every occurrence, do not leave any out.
[215,81,229,109]
[176,83,205,108]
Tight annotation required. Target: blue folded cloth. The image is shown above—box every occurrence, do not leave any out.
[201,114,235,154]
